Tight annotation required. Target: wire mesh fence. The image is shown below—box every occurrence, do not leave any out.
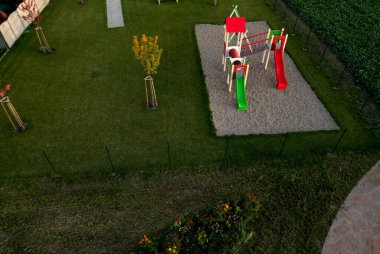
[267,0,380,129]
[1,0,379,180]
[0,129,357,181]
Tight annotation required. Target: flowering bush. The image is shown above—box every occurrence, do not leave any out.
[0,83,11,98]
[137,194,261,253]
[132,35,163,76]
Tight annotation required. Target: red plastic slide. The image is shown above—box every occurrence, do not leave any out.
[274,46,287,90]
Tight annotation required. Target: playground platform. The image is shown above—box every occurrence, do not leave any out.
[195,21,339,136]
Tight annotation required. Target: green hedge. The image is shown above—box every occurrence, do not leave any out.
[284,0,380,102]
[137,194,261,253]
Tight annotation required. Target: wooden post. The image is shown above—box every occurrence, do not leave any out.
[1,101,16,130]
[7,98,25,130]
[35,26,52,54]
[150,79,157,108]
[262,29,271,64]
[265,35,274,69]
[144,77,149,108]
[144,76,158,109]
[7,100,24,128]
[282,34,288,55]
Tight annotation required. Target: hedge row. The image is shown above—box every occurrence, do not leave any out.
[284,0,380,102]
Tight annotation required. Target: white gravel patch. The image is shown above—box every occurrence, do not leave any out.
[195,22,339,136]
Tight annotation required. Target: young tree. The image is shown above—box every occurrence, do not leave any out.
[0,84,27,132]
[132,35,163,109]
[17,0,53,54]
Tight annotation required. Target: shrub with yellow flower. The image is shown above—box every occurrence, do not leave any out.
[132,34,163,109]
[138,234,156,252]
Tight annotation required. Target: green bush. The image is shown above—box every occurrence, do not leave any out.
[137,194,261,253]
[284,0,380,102]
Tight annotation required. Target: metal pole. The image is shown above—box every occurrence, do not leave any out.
[42,150,56,171]
[317,45,328,68]
[292,16,299,35]
[273,0,278,12]
[279,133,289,156]
[220,136,230,169]
[303,28,311,50]
[332,129,348,152]
[337,67,345,87]
[282,5,288,20]
[105,145,115,172]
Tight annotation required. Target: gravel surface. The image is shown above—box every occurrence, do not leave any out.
[195,22,339,136]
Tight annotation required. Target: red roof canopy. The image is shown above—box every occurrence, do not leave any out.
[225,17,246,33]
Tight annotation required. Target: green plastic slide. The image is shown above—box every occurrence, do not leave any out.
[236,68,248,110]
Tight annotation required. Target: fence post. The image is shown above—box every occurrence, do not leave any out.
[273,0,278,12]
[282,5,288,21]
[167,141,171,170]
[42,150,55,171]
[317,45,328,68]
[336,67,345,87]
[358,95,371,116]
[291,16,299,35]
[303,28,311,50]
[105,145,116,172]
[332,129,347,152]
[278,133,289,156]
[220,136,230,169]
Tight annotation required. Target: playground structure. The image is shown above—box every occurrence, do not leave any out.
[222,17,250,110]
[0,84,27,132]
[222,5,289,108]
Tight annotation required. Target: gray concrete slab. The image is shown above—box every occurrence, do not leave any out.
[106,0,124,28]
[323,160,380,254]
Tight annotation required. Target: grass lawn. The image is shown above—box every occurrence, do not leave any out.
[1,151,379,252]
[0,0,379,252]
[0,0,378,179]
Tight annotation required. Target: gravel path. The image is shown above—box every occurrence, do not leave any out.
[106,0,125,28]
[195,22,339,136]
[322,160,380,254]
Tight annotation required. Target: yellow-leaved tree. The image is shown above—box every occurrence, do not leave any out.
[132,35,163,109]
